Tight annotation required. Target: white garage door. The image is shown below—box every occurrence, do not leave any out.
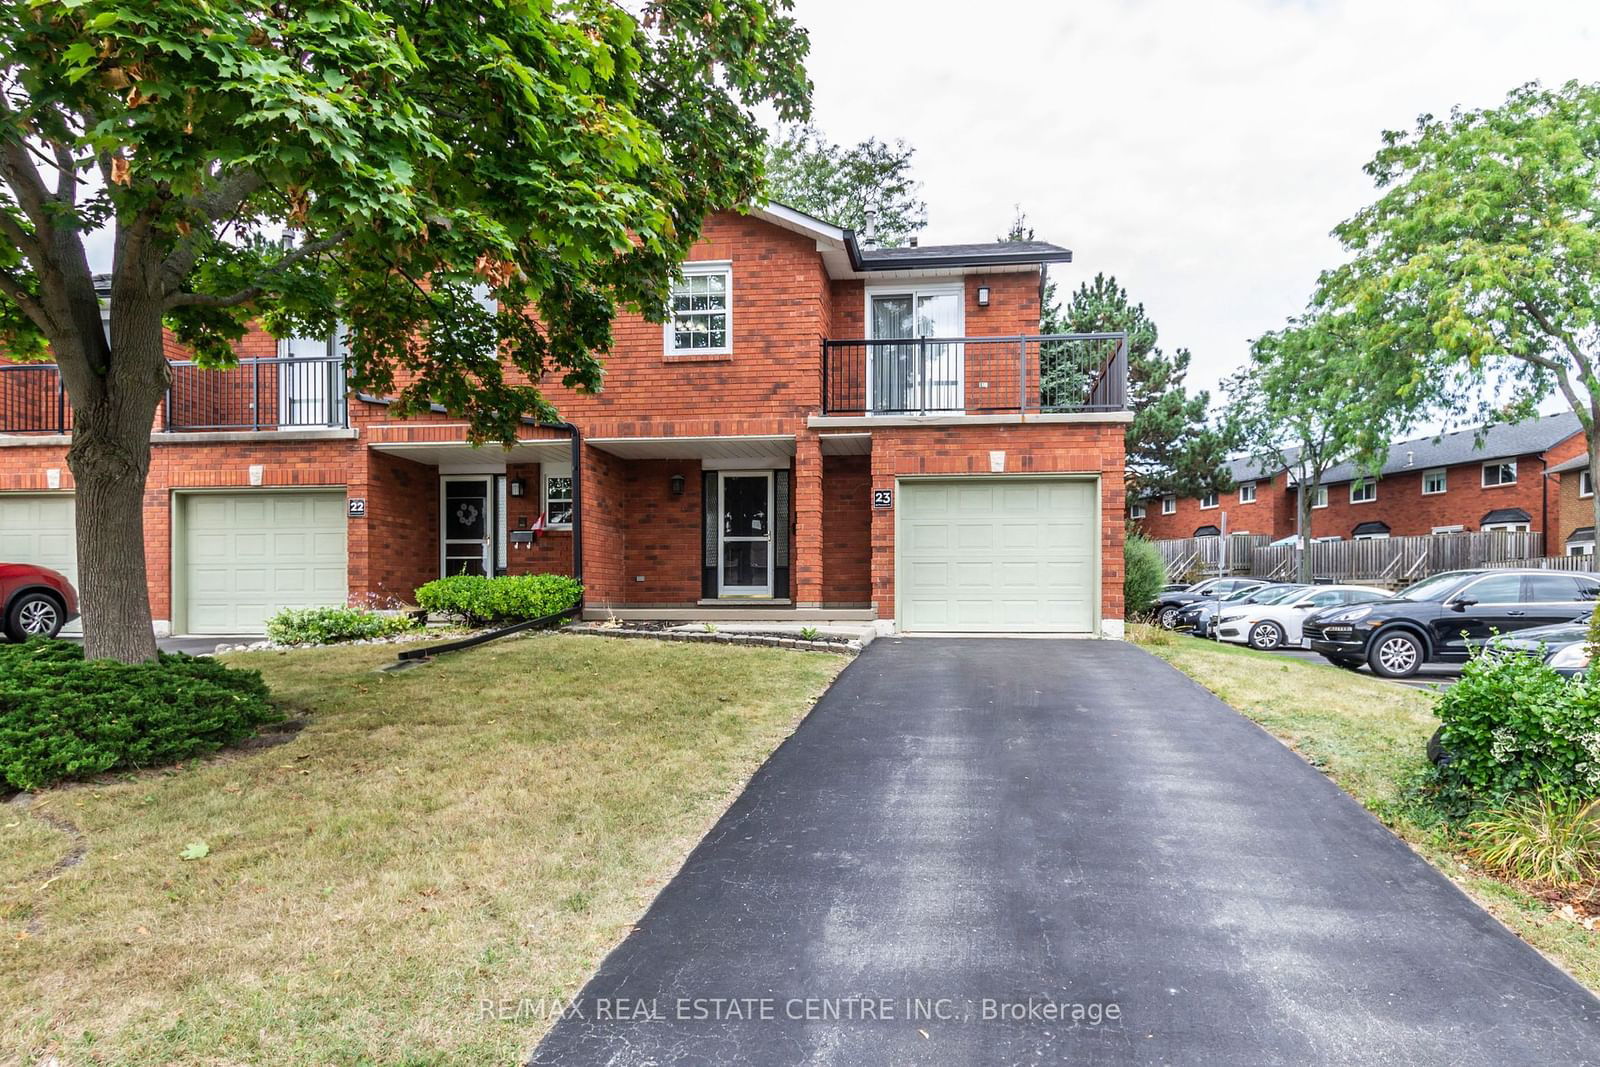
[897,477,1097,633]
[181,491,347,634]
[0,494,81,635]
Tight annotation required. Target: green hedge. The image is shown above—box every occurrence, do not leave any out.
[265,605,419,645]
[0,639,281,791]
[1124,534,1167,619]
[413,573,584,627]
[1433,650,1600,804]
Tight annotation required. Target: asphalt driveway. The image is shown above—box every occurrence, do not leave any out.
[531,639,1600,1065]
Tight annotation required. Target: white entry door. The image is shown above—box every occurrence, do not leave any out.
[718,471,773,596]
[897,477,1098,633]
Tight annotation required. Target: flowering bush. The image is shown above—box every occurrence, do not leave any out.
[265,605,419,645]
[1432,650,1600,803]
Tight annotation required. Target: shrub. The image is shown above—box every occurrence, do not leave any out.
[266,605,419,645]
[1467,796,1600,887]
[0,639,281,791]
[1432,649,1600,803]
[413,573,584,626]
[1123,534,1167,619]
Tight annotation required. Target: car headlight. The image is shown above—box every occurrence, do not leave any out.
[1548,644,1591,671]
[1325,606,1373,623]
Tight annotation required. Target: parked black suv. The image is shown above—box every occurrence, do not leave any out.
[1303,569,1600,678]
[1152,577,1267,629]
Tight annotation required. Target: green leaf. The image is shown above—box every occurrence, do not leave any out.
[179,841,210,861]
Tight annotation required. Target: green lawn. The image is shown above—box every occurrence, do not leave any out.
[1134,624,1600,993]
[1,633,845,1066]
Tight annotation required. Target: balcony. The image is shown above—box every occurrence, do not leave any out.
[821,332,1129,416]
[0,357,348,434]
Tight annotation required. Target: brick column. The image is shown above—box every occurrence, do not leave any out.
[869,433,896,622]
[793,432,823,607]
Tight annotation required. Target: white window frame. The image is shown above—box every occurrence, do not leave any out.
[1350,479,1377,504]
[1129,502,1146,520]
[1481,521,1531,534]
[1481,460,1517,488]
[1311,484,1328,509]
[1581,470,1594,499]
[1161,495,1176,515]
[1431,524,1465,535]
[664,260,732,356]
[1353,530,1390,541]
[1421,468,1446,495]
[864,281,966,415]
[1199,490,1219,510]
[1568,541,1595,557]
[543,462,574,529]
[1238,481,1256,504]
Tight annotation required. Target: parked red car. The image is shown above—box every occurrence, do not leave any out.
[1,563,79,641]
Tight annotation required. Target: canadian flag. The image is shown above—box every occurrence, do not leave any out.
[530,511,546,539]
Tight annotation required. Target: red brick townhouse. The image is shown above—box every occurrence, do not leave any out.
[1550,453,1598,556]
[0,206,1132,638]
[1133,412,1584,544]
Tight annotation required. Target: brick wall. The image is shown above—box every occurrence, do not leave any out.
[1557,468,1595,549]
[358,451,438,604]
[622,459,704,604]
[578,445,629,606]
[821,453,871,605]
[868,422,1127,624]
[1134,472,1291,540]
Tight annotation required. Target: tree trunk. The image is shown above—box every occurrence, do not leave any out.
[1590,430,1600,559]
[1297,481,1314,583]
[60,302,168,663]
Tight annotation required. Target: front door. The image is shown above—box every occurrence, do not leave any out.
[719,471,773,596]
[441,477,494,577]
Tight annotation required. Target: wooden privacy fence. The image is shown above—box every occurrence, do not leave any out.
[1248,531,1545,585]
[1500,555,1599,572]
[1153,534,1271,579]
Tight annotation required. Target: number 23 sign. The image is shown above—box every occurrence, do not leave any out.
[872,489,893,510]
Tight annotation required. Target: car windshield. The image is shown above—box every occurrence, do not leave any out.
[1252,585,1308,605]
[1220,587,1259,602]
[1395,572,1472,602]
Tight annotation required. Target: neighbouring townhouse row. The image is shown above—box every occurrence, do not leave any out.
[1133,412,1589,550]
[0,205,1133,637]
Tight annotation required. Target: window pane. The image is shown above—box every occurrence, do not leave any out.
[1527,574,1581,602]
[1468,575,1523,603]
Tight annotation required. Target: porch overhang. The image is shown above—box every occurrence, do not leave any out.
[586,434,795,466]
[368,437,573,470]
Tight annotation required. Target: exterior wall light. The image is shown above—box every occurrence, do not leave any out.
[509,478,526,497]
[670,473,686,495]
[976,285,990,307]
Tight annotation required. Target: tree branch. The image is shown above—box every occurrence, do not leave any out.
[160,169,268,289]
[0,266,52,332]
[1519,299,1596,388]
[163,229,353,310]
[0,207,41,262]
[0,96,55,236]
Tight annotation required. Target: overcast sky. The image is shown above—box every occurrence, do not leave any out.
[789,0,1599,402]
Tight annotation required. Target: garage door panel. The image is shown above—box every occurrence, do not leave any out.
[182,491,346,634]
[0,494,81,635]
[898,478,1096,634]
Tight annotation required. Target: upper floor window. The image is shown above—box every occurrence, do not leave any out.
[666,262,732,356]
[1161,495,1176,515]
[1482,460,1517,487]
[1350,479,1377,504]
[1422,468,1446,495]
[1238,481,1256,504]
[1581,470,1594,499]
[543,463,574,528]
[1200,490,1218,509]
[1311,484,1328,508]
[1129,502,1146,520]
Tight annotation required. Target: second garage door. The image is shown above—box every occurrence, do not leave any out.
[180,491,347,634]
[0,493,81,636]
[897,477,1097,634]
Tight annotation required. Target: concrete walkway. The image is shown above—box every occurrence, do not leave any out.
[531,639,1600,1065]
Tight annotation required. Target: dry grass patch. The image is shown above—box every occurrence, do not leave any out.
[1133,624,1600,992]
[1,632,844,1066]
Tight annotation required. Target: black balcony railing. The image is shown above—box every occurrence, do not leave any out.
[0,357,348,434]
[821,332,1128,416]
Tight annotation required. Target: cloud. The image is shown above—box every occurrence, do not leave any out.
[791,0,1599,396]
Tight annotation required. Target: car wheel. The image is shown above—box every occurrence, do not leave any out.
[1158,605,1182,629]
[5,591,65,641]
[1247,621,1285,651]
[1368,631,1423,679]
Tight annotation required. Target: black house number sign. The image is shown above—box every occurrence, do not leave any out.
[872,489,893,510]
[348,498,367,518]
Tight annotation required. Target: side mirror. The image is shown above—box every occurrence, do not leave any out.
[1449,596,1477,612]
